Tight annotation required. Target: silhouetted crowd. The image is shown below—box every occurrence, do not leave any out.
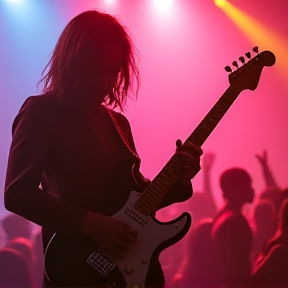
[1,150,287,288]
[0,214,43,288]
[158,151,288,288]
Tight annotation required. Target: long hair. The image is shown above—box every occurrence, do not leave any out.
[39,10,140,111]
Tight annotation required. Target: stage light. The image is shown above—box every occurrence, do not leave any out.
[152,0,174,12]
[103,0,116,5]
[214,0,227,8]
[3,0,23,2]
[218,0,287,80]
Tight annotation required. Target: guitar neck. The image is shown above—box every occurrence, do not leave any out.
[186,86,240,147]
[134,86,240,215]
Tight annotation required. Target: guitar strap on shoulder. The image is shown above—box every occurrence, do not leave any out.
[106,108,150,189]
[105,108,140,160]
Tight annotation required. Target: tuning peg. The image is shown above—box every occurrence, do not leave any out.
[253,46,259,53]
[239,56,245,64]
[224,65,232,73]
[232,61,238,68]
[245,52,251,59]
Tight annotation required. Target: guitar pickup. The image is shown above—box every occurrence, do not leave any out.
[125,205,148,226]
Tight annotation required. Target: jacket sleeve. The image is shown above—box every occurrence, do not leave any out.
[4,96,86,235]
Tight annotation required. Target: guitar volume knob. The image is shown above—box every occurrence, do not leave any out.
[124,264,134,275]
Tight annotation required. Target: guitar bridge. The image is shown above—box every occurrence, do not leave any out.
[87,251,116,276]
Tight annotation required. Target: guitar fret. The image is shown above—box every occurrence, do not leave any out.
[139,194,159,210]
[143,189,160,202]
[134,164,182,214]
[134,202,150,215]
[139,193,157,208]
[162,162,179,178]
[187,87,239,146]
[137,188,161,207]
[135,152,187,214]
[150,176,173,195]
[135,185,167,214]
[145,185,163,198]
[152,179,168,191]
[137,194,155,206]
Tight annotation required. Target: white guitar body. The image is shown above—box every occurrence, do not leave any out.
[111,190,191,288]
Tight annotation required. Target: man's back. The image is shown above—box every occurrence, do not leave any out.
[212,208,252,288]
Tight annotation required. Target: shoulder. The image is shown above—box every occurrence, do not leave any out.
[263,244,288,266]
[12,94,59,135]
[213,210,234,227]
[268,243,288,256]
[252,243,288,275]
[213,210,251,235]
[19,94,58,112]
[218,210,247,224]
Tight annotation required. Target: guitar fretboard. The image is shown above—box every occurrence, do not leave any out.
[133,86,240,215]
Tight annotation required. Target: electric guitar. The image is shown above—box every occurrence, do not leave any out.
[44,48,276,288]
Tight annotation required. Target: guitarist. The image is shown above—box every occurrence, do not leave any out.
[4,10,203,288]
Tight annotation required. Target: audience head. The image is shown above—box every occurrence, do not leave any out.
[0,247,33,288]
[188,218,214,249]
[259,186,283,212]
[6,237,35,267]
[252,199,278,246]
[253,200,275,230]
[220,167,254,204]
[1,214,32,242]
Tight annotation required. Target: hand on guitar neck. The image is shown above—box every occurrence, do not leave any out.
[175,139,203,187]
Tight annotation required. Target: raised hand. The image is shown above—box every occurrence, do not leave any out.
[255,150,268,168]
[255,150,279,189]
[202,151,216,172]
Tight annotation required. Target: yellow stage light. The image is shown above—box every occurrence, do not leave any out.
[218,1,287,80]
[214,0,226,8]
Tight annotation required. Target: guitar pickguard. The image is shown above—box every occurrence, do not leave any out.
[110,191,191,287]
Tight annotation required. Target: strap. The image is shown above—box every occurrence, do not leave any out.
[105,108,141,163]
[106,109,150,188]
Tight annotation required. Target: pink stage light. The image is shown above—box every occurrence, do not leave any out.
[152,0,174,12]
[103,0,117,5]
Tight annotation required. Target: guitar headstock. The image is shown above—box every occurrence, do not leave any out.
[225,47,276,93]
